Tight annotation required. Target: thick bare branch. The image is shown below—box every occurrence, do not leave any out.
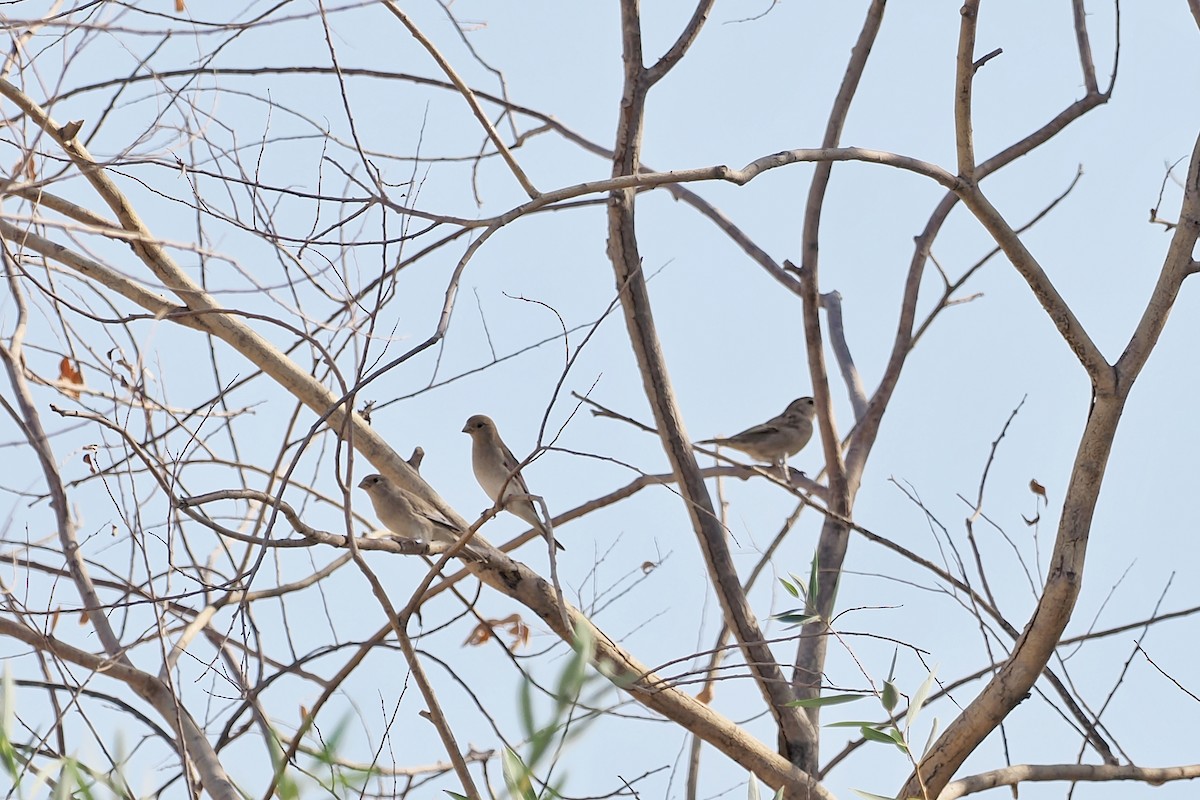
[0,616,239,800]
[790,0,886,761]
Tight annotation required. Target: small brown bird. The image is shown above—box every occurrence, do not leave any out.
[462,414,564,550]
[358,474,479,553]
[696,397,817,470]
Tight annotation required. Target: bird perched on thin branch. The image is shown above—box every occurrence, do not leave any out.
[696,397,817,471]
[462,414,564,550]
[358,474,479,554]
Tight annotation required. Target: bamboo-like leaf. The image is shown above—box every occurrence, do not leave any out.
[881,679,899,714]
[0,667,14,778]
[773,611,821,627]
[851,789,897,800]
[788,572,809,601]
[859,725,899,746]
[787,693,865,708]
[807,556,820,614]
[921,717,941,757]
[502,747,537,800]
[905,667,939,733]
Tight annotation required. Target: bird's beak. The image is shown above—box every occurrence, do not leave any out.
[461,423,470,434]
[356,477,369,489]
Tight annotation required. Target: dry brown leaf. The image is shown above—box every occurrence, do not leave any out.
[58,356,83,399]
[463,623,493,647]
[50,608,60,634]
[1022,513,1040,527]
[79,609,89,624]
[641,560,657,574]
[299,705,308,720]
[695,684,714,704]
[464,614,530,649]
[1029,479,1047,504]
[502,614,530,649]
[175,0,186,11]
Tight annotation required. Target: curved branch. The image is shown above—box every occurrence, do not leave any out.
[939,762,1200,799]
[902,129,1200,800]
[790,0,887,766]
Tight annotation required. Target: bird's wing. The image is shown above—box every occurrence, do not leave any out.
[730,418,788,441]
[419,503,462,535]
[498,441,532,494]
[700,412,789,445]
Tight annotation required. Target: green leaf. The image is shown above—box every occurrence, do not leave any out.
[807,556,820,614]
[502,746,537,800]
[276,769,301,800]
[0,667,17,779]
[881,680,899,714]
[825,720,882,728]
[444,793,471,800]
[0,667,11,743]
[921,717,941,757]
[557,625,591,704]
[747,772,760,800]
[519,672,536,740]
[773,611,821,627]
[779,577,799,598]
[52,762,71,800]
[859,725,897,745]
[63,759,98,800]
[905,666,939,733]
[786,693,865,708]
[856,724,908,752]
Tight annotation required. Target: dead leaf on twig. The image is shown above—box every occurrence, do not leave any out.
[695,684,714,704]
[58,356,84,399]
[1029,479,1047,504]
[464,613,529,649]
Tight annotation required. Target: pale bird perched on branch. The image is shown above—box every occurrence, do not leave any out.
[696,397,817,471]
[358,474,480,554]
[462,414,564,550]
